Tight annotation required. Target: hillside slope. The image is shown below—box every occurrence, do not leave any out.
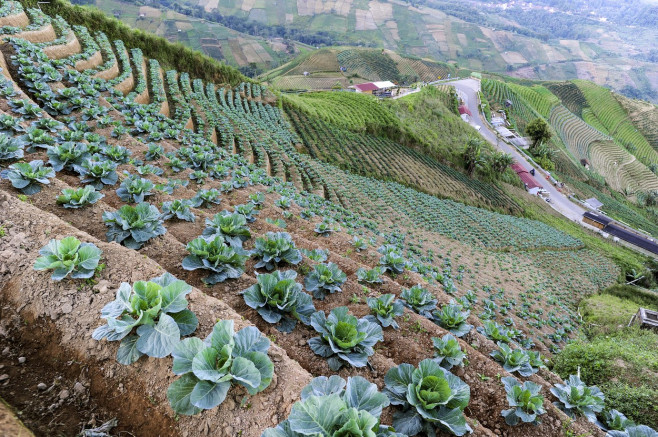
[0,3,651,436]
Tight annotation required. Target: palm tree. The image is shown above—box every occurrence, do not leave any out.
[489,151,514,175]
[463,138,485,176]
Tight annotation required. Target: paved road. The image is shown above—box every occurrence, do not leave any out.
[449,79,588,222]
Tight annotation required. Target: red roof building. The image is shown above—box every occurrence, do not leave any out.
[458,105,472,116]
[354,82,379,93]
[511,162,541,193]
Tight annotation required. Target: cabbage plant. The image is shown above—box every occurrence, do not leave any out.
[550,375,605,423]
[252,232,302,271]
[33,236,101,281]
[46,142,89,171]
[161,199,195,222]
[605,410,635,432]
[102,202,166,249]
[202,211,251,247]
[116,174,154,203]
[301,248,328,262]
[432,303,473,337]
[182,236,248,284]
[1,160,55,195]
[607,425,658,437]
[314,220,334,236]
[476,320,515,343]
[500,376,546,426]
[400,285,437,318]
[309,306,383,371]
[431,334,466,370]
[378,245,407,274]
[56,185,104,209]
[490,342,541,377]
[351,236,368,252]
[304,262,347,300]
[384,359,472,436]
[356,266,384,284]
[0,134,23,161]
[242,270,315,333]
[263,375,401,437]
[190,188,221,208]
[366,294,404,329]
[235,202,259,222]
[167,320,273,415]
[92,273,198,365]
[77,158,118,189]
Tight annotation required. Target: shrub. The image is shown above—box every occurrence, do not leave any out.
[304,262,347,300]
[102,202,166,249]
[400,284,437,318]
[252,232,302,271]
[92,273,198,365]
[366,294,405,329]
[500,376,546,426]
[182,236,249,284]
[309,306,383,371]
[1,160,54,195]
[33,236,101,281]
[384,359,472,436]
[242,270,315,333]
[263,375,398,437]
[168,320,273,415]
[431,334,466,370]
[550,375,605,423]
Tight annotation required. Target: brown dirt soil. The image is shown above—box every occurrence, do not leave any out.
[0,190,312,437]
[9,24,56,44]
[43,32,80,60]
[0,11,29,28]
[75,50,103,72]
[0,399,34,437]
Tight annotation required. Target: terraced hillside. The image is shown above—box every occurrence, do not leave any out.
[483,78,658,195]
[0,3,645,437]
[262,48,454,91]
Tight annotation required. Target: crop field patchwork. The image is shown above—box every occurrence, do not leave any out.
[0,4,649,437]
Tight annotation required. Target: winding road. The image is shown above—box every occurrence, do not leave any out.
[448,79,588,222]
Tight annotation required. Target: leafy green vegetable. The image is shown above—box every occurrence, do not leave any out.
[263,375,401,437]
[366,294,404,329]
[77,157,118,190]
[102,202,166,249]
[182,236,248,284]
[301,248,328,262]
[252,232,302,271]
[161,199,195,222]
[235,202,259,222]
[46,141,89,171]
[605,410,635,432]
[167,320,273,415]
[490,342,542,377]
[378,245,407,274]
[242,270,315,333]
[92,273,198,365]
[501,376,546,426]
[309,306,383,371]
[476,320,515,343]
[550,374,605,423]
[432,302,473,337]
[116,173,155,203]
[314,220,334,236]
[0,134,23,161]
[351,236,368,252]
[400,285,438,318]
[356,267,384,284]
[33,236,101,281]
[304,262,347,300]
[1,160,54,195]
[384,359,472,436]
[606,425,658,437]
[201,211,251,248]
[56,185,104,208]
[431,334,466,370]
[190,188,221,208]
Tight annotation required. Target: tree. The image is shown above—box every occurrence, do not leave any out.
[463,138,485,176]
[489,151,514,175]
[526,118,552,147]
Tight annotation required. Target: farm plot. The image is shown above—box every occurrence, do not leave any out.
[0,8,629,437]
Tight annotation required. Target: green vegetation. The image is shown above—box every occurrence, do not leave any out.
[552,285,658,429]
